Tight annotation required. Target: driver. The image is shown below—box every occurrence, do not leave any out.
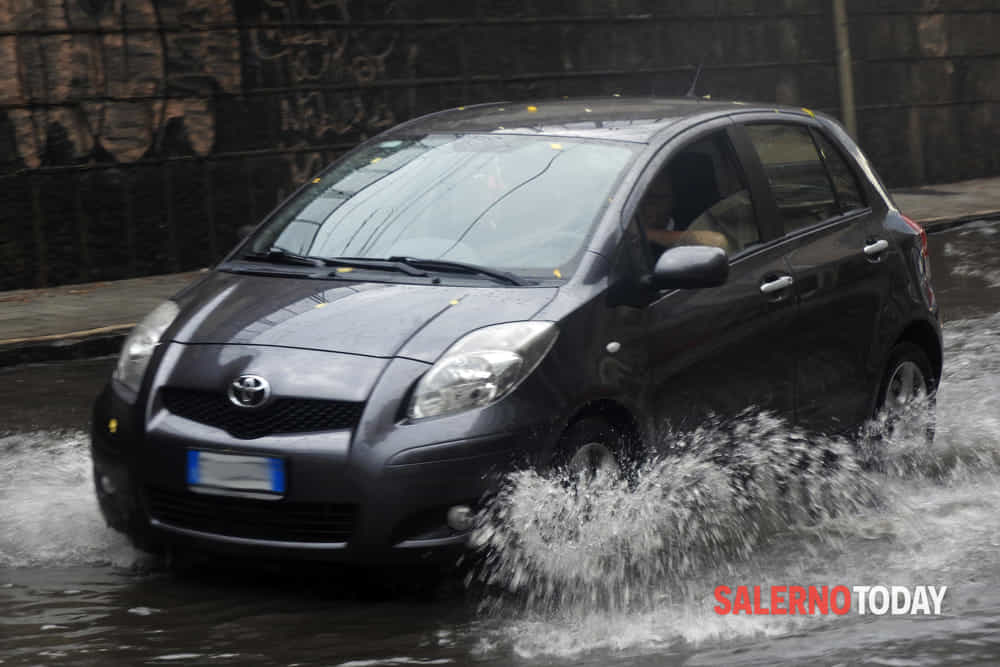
[637,170,730,253]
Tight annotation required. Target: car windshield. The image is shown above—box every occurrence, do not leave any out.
[242,134,639,279]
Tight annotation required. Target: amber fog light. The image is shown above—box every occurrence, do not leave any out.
[99,474,117,495]
[446,505,474,531]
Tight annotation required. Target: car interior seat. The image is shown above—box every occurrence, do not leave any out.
[668,151,721,229]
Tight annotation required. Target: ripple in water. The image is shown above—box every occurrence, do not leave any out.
[943,220,1000,288]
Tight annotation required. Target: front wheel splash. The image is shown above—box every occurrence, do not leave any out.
[468,412,876,615]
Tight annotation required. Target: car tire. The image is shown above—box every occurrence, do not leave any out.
[873,341,937,445]
[552,416,635,482]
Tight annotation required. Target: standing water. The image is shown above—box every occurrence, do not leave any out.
[2,220,1000,665]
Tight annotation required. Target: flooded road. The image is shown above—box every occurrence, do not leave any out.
[2,219,1000,666]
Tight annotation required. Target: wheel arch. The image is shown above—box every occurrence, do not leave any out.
[893,319,943,389]
[564,398,644,455]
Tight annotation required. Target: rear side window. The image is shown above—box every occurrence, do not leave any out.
[745,124,838,234]
[813,131,867,213]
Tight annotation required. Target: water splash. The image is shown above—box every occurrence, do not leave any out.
[1,315,997,665]
[471,313,1000,658]
[470,413,879,614]
[0,430,148,569]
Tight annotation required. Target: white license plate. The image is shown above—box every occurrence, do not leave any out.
[187,450,286,495]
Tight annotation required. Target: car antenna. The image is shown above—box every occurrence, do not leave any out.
[685,63,703,98]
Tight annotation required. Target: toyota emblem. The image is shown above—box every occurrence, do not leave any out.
[228,374,271,408]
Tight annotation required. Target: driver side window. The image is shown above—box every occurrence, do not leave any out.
[634,131,760,265]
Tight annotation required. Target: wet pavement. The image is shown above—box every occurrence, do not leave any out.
[2,220,1000,666]
[893,176,1000,228]
[931,219,1000,320]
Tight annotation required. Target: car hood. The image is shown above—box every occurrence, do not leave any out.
[168,271,558,363]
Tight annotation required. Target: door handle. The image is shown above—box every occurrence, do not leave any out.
[864,239,889,256]
[760,275,794,294]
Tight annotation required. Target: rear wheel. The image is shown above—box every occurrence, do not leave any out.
[864,342,937,474]
[876,342,936,440]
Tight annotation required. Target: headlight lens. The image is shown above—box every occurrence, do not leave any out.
[112,301,179,394]
[408,321,559,419]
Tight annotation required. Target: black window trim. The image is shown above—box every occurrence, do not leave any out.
[807,126,871,216]
[771,205,872,248]
[807,128,846,213]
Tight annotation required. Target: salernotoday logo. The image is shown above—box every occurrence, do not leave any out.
[713,585,947,616]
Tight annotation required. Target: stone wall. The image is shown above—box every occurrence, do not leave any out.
[2,0,998,289]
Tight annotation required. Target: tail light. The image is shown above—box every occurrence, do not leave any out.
[901,214,928,258]
[901,214,934,307]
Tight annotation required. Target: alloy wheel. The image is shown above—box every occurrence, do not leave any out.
[882,359,931,441]
[568,441,621,479]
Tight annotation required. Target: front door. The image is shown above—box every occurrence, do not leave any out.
[632,127,797,438]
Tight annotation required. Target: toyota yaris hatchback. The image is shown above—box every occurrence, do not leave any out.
[91,98,941,562]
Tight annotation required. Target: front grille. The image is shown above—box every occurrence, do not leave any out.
[146,486,357,543]
[160,388,364,439]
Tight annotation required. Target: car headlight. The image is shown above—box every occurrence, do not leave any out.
[112,301,179,394]
[408,321,559,419]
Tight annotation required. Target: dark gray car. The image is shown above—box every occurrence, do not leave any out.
[90,97,941,563]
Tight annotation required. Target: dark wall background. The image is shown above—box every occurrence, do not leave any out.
[2,0,999,290]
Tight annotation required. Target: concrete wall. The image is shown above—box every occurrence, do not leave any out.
[2,0,998,289]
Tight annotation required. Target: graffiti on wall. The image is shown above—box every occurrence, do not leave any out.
[244,0,402,188]
[2,0,406,187]
[1,0,241,168]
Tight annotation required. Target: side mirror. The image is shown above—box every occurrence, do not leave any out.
[650,245,729,289]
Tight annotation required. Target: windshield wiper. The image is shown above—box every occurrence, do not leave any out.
[240,248,327,267]
[322,257,429,276]
[239,250,527,284]
[241,250,428,277]
[386,257,531,286]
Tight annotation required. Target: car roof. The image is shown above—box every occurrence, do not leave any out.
[390,97,816,144]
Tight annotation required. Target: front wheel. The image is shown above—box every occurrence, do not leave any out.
[553,417,635,482]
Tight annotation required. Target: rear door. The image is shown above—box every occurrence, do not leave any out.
[736,120,891,434]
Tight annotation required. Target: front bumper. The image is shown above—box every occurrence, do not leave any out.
[90,363,559,564]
